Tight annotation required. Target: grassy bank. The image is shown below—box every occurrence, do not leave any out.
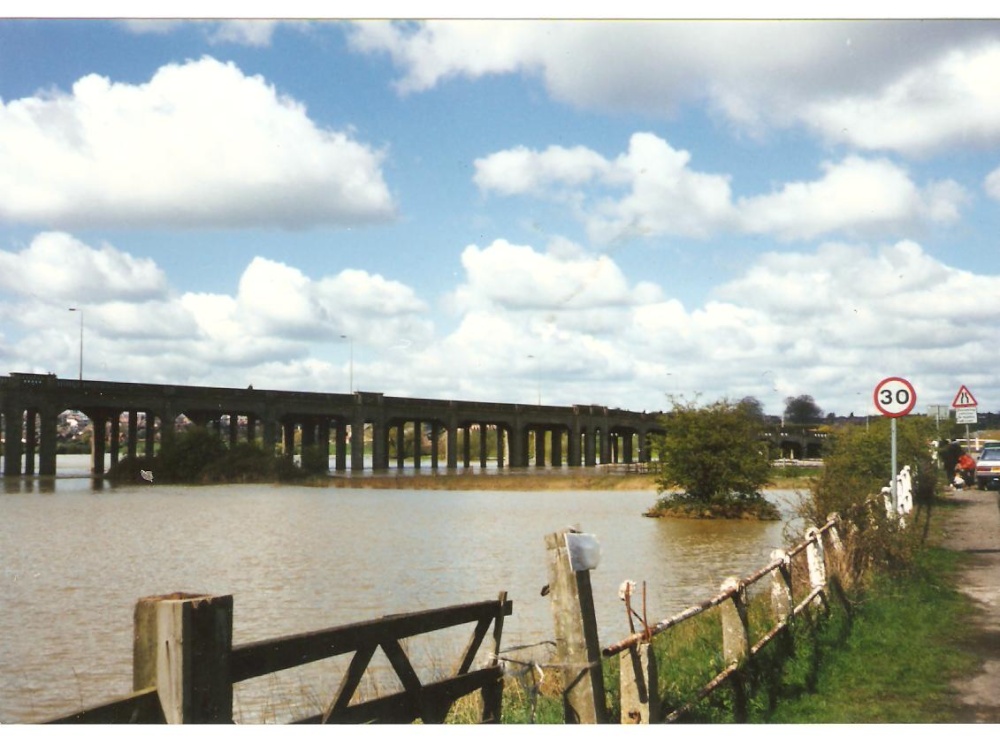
[325,469,661,491]
[322,466,814,492]
[449,504,981,724]
[762,543,979,723]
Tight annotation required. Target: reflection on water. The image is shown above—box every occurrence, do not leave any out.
[0,463,808,723]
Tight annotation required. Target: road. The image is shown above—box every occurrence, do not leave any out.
[940,485,1000,723]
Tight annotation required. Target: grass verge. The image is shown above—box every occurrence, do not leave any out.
[761,544,980,723]
[448,537,980,724]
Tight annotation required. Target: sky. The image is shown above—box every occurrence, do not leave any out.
[1,6,999,421]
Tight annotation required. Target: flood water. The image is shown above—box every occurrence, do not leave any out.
[0,455,806,723]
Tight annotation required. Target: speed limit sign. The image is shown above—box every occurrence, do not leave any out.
[874,377,917,417]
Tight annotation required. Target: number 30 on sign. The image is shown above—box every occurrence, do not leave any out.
[873,377,917,418]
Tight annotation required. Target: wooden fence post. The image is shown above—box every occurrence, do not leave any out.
[619,642,658,723]
[133,592,234,724]
[545,531,608,724]
[719,577,749,722]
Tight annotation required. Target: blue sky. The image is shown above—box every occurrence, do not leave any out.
[1,8,999,419]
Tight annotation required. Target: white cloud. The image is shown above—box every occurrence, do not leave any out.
[0,57,395,229]
[0,231,168,302]
[804,44,1000,155]
[477,136,961,243]
[589,133,736,242]
[4,230,999,419]
[473,144,610,196]
[450,238,662,315]
[475,134,736,242]
[984,165,1000,202]
[207,21,279,47]
[234,256,432,348]
[352,20,1000,155]
[121,19,287,47]
[737,157,967,241]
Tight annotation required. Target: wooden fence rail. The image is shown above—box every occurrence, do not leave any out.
[45,591,512,725]
[546,514,846,724]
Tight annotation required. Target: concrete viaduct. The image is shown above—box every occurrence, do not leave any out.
[0,372,668,478]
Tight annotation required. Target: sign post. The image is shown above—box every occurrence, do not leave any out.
[952,385,978,450]
[873,377,917,514]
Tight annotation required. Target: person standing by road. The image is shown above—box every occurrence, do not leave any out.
[941,439,963,483]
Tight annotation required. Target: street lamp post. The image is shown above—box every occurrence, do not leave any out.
[68,307,83,381]
[340,334,354,392]
[527,354,540,405]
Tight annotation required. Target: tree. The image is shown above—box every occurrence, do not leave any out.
[784,394,823,424]
[737,395,766,420]
[651,398,774,513]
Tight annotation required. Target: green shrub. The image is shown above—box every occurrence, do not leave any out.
[649,398,774,517]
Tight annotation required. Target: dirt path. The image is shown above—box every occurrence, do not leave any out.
[938,486,1000,723]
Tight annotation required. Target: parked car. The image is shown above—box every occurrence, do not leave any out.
[975,446,1000,490]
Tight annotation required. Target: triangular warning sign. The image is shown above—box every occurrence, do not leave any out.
[952,385,977,408]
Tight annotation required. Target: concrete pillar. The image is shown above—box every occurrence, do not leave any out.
[301,419,316,449]
[479,423,488,468]
[413,419,422,470]
[228,414,238,447]
[551,428,563,467]
[430,422,441,469]
[599,427,612,465]
[126,411,138,460]
[395,423,406,470]
[109,413,121,470]
[145,414,157,456]
[160,406,177,448]
[508,425,529,468]
[262,418,277,455]
[584,426,596,467]
[335,421,347,472]
[497,427,505,469]
[446,423,458,469]
[3,406,23,476]
[351,412,367,471]
[568,423,581,467]
[282,421,296,456]
[623,433,634,464]
[372,417,390,471]
[24,408,37,476]
[91,413,107,477]
[462,426,471,468]
[319,419,331,470]
[39,407,57,476]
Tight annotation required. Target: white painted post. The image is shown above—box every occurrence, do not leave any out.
[769,549,792,623]
[805,527,827,609]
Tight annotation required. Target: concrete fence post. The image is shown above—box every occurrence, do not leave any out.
[720,576,749,722]
[545,531,608,723]
[769,549,792,624]
[619,642,658,724]
[805,526,828,610]
[133,592,234,724]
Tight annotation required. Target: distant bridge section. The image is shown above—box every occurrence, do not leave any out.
[0,373,667,478]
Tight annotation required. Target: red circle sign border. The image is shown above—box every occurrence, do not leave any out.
[873,376,917,418]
